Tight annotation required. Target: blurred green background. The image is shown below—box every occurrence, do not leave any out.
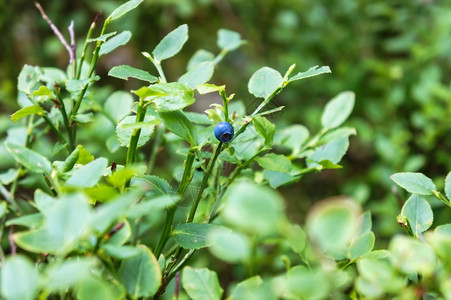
[1,0,451,243]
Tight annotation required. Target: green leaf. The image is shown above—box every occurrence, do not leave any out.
[17,65,41,95]
[178,61,214,89]
[286,224,307,255]
[66,77,99,94]
[102,244,142,259]
[390,172,436,196]
[253,116,275,147]
[288,65,331,82]
[307,137,350,166]
[307,199,361,258]
[248,67,283,99]
[0,168,19,185]
[321,91,355,129]
[401,194,433,236]
[263,170,299,189]
[389,235,436,275]
[109,0,143,20]
[93,190,142,233]
[46,257,98,291]
[5,142,51,174]
[159,110,197,145]
[187,49,214,70]
[87,32,117,42]
[208,228,250,263]
[277,125,309,154]
[287,266,330,300]
[0,202,7,219]
[14,229,62,254]
[133,82,195,112]
[76,277,124,300]
[34,189,56,212]
[256,153,292,173]
[182,267,223,300]
[173,223,224,249]
[108,65,158,82]
[66,157,108,188]
[152,24,188,62]
[221,181,285,235]
[217,29,244,51]
[99,31,132,56]
[131,175,173,198]
[348,231,375,260]
[444,171,451,200]
[196,84,225,95]
[32,85,52,97]
[116,115,156,148]
[104,91,134,123]
[118,245,161,298]
[1,255,39,300]
[230,276,274,300]
[6,213,43,228]
[126,195,177,219]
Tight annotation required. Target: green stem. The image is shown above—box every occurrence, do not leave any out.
[142,53,167,83]
[54,86,74,150]
[154,150,196,258]
[187,142,223,223]
[0,183,19,213]
[126,98,147,166]
[220,90,229,122]
[147,125,164,174]
[76,15,99,79]
[432,191,451,209]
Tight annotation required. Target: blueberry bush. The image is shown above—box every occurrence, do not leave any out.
[0,1,450,299]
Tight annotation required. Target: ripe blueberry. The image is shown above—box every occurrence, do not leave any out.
[214,121,234,142]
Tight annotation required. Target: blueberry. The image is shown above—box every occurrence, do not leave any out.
[214,121,234,142]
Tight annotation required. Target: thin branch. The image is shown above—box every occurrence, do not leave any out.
[35,2,74,63]
[8,226,16,255]
[68,20,76,60]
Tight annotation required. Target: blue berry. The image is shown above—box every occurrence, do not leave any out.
[214,121,234,142]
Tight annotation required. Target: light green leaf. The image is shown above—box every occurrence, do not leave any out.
[277,125,309,154]
[182,267,223,300]
[187,49,214,70]
[1,255,39,300]
[173,223,224,249]
[153,24,188,61]
[288,65,331,82]
[444,171,451,200]
[99,31,132,56]
[307,137,349,166]
[287,266,330,300]
[46,257,98,291]
[159,110,197,145]
[14,229,62,254]
[401,194,433,236]
[217,29,244,51]
[66,157,108,188]
[66,77,99,93]
[102,244,141,259]
[109,0,143,20]
[118,245,161,298]
[116,115,156,148]
[5,142,51,174]
[0,168,19,185]
[104,91,134,123]
[6,213,43,228]
[248,67,283,99]
[230,276,274,300]
[131,175,173,198]
[196,84,225,95]
[286,224,307,255]
[87,32,117,42]
[108,65,158,82]
[76,277,124,300]
[17,65,41,95]
[263,170,299,189]
[0,202,7,219]
[208,228,249,263]
[256,153,292,173]
[32,85,52,97]
[390,172,436,195]
[389,235,436,275]
[307,199,361,258]
[253,116,275,147]
[127,195,177,219]
[133,82,195,112]
[321,91,355,129]
[178,61,214,89]
[349,231,375,260]
[221,181,285,235]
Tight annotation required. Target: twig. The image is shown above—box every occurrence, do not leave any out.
[35,2,74,63]
[8,226,16,255]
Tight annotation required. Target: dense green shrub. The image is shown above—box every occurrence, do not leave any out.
[0,1,450,299]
